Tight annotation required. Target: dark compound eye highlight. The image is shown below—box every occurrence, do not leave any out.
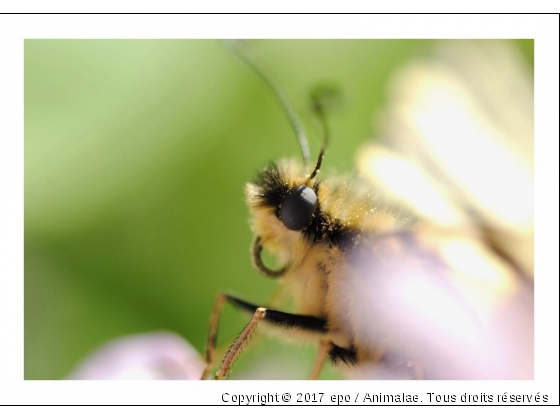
[279,185,318,231]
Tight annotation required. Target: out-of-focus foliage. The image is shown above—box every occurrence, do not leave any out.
[24,40,533,379]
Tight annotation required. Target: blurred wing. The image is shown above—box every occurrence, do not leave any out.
[358,40,533,278]
[349,40,533,379]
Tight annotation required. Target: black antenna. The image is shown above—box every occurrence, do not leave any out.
[227,40,310,164]
[308,86,337,180]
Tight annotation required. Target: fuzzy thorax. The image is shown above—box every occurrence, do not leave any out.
[245,159,415,319]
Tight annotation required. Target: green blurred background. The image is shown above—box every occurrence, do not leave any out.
[24,39,533,379]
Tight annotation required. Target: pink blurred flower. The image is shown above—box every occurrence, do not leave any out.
[68,331,204,380]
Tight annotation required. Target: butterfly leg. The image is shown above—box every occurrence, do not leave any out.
[201,293,227,380]
[202,293,328,379]
[309,340,333,379]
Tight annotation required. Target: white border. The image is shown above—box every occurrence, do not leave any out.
[1,13,558,412]
[2,1,560,13]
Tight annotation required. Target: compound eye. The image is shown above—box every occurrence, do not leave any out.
[279,185,318,231]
